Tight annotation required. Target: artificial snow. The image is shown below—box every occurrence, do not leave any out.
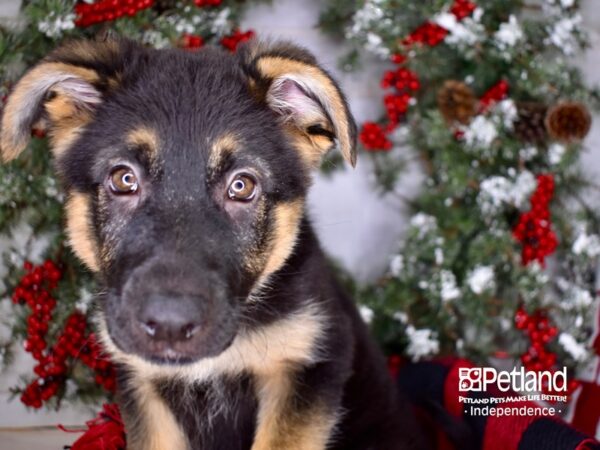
[558,332,587,362]
[573,231,600,258]
[405,325,440,361]
[38,12,75,38]
[464,116,498,148]
[478,170,536,215]
[389,254,405,277]
[494,15,524,49]
[440,270,460,302]
[467,265,495,294]
[359,305,374,324]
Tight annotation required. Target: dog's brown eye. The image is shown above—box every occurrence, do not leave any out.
[109,166,139,195]
[227,174,256,201]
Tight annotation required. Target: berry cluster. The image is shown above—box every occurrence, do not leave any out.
[13,261,60,360]
[380,67,419,127]
[74,0,153,28]
[513,174,558,266]
[12,261,115,408]
[381,67,420,92]
[182,34,204,50]
[384,94,412,125]
[360,122,392,151]
[515,307,579,395]
[403,22,448,46]
[361,66,419,151]
[220,29,255,52]
[450,0,477,20]
[480,79,509,111]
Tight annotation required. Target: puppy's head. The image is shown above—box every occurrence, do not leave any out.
[1,38,356,365]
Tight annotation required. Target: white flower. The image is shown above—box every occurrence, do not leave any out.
[38,12,76,39]
[467,265,495,294]
[558,333,587,361]
[547,14,582,55]
[478,177,512,214]
[548,143,566,165]
[477,170,535,215]
[494,15,524,49]
[389,255,404,277]
[359,305,374,324]
[405,326,439,361]
[464,116,498,148]
[440,270,460,302]
[573,232,600,258]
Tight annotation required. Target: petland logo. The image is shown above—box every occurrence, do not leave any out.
[459,367,568,393]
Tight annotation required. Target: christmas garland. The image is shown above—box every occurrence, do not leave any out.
[319,0,600,399]
[0,0,257,409]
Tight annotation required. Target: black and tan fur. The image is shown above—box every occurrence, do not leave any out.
[1,37,426,449]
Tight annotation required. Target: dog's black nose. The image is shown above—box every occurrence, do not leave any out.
[138,294,201,344]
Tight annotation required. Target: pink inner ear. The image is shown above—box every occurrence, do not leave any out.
[56,77,102,108]
[268,77,325,124]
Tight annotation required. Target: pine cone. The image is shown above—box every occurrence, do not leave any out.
[514,102,548,144]
[545,101,592,142]
[437,80,477,124]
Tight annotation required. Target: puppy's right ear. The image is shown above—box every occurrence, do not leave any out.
[1,38,130,162]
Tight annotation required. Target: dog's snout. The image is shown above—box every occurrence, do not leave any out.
[138,294,202,345]
[112,255,238,362]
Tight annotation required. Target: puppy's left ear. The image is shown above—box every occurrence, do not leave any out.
[241,41,357,168]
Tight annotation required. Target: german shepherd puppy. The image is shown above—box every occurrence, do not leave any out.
[1,38,425,450]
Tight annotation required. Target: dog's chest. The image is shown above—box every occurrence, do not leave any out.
[156,374,258,450]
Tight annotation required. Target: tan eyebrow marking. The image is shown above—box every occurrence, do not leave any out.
[126,126,160,171]
[208,132,239,175]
